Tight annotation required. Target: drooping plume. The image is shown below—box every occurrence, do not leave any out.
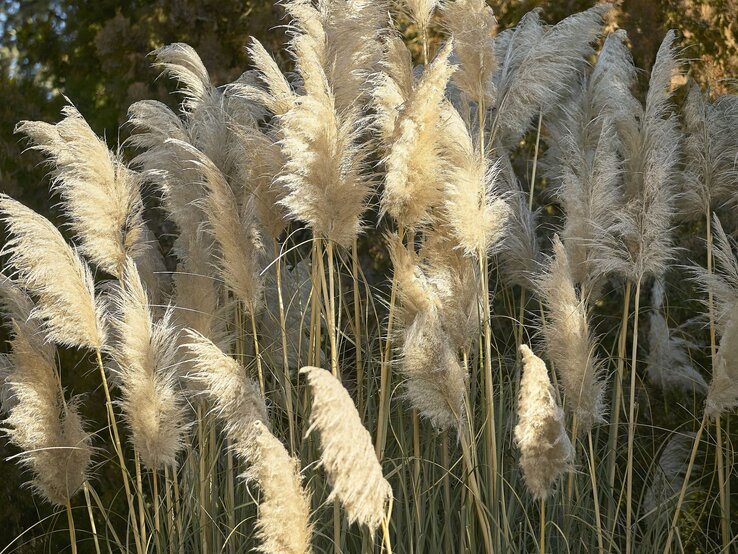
[514,344,574,500]
[536,236,606,433]
[242,421,313,554]
[301,366,392,533]
[184,330,268,445]
[110,259,187,470]
[643,432,699,521]
[16,106,147,277]
[172,141,266,315]
[1,282,92,506]
[0,195,106,350]
[389,234,475,430]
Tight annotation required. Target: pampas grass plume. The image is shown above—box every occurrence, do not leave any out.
[300,366,392,532]
[515,344,574,500]
[0,195,106,350]
[243,421,312,554]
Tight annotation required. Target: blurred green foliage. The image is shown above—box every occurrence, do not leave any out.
[0,0,735,551]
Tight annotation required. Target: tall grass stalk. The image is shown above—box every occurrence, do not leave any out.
[625,276,643,554]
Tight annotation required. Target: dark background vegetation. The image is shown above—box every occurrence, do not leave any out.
[0,0,736,551]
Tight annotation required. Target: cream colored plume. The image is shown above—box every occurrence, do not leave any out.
[277,63,370,247]
[706,310,738,418]
[536,236,605,433]
[16,105,146,277]
[441,104,509,257]
[498,182,542,290]
[110,259,187,470]
[379,41,456,230]
[596,31,681,282]
[371,36,414,144]
[402,0,438,38]
[389,234,476,429]
[172,140,266,315]
[301,366,392,532]
[0,195,106,350]
[514,344,574,500]
[2,284,92,506]
[440,0,497,102]
[242,421,313,554]
[153,43,214,113]
[183,330,268,444]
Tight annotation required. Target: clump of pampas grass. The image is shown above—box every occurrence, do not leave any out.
[0,195,106,350]
[301,366,392,532]
[110,259,187,470]
[0,280,92,506]
[515,345,573,500]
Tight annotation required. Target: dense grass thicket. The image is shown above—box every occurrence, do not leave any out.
[1,1,737,553]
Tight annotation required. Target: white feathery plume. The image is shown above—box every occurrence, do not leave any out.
[110,258,187,470]
[16,105,146,277]
[153,43,214,114]
[690,216,738,416]
[401,0,439,40]
[594,31,681,282]
[515,344,574,500]
[277,45,370,246]
[646,281,707,395]
[440,0,497,103]
[234,37,295,116]
[536,236,606,433]
[370,35,415,145]
[491,5,611,148]
[301,366,392,533]
[379,41,456,230]
[680,83,738,218]
[171,140,266,315]
[389,234,473,429]
[127,100,207,258]
[184,330,268,445]
[1,282,92,506]
[0,195,106,350]
[498,184,542,290]
[441,104,509,257]
[242,421,313,554]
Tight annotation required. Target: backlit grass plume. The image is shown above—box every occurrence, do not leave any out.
[301,366,392,533]
[697,218,738,417]
[389,235,473,429]
[184,330,268,444]
[597,31,681,282]
[276,2,372,246]
[174,141,266,315]
[243,421,312,554]
[16,106,146,277]
[0,195,106,350]
[378,41,456,230]
[1,281,92,506]
[440,0,497,103]
[536,236,605,433]
[441,105,509,257]
[515,344,574,500]
[110,259,187,470]
[491,4,610,148]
